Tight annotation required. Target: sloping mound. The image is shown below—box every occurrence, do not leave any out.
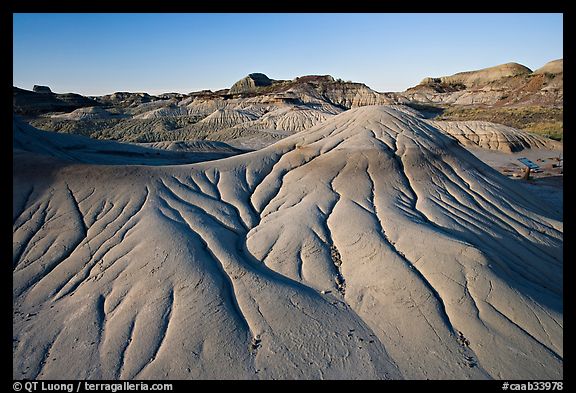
[13,106,562,379]
[133,105,192,120]
[533,59,563,75]
[226,106,337,133]
[198,108,260,129]
[142,140,243,153]
[183,98,231,116]
[427,62,533,87]
[257,107,336,132]
[428,120,562,152]
[51,106,120,121]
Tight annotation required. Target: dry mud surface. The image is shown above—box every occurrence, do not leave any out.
[13,106,562,380]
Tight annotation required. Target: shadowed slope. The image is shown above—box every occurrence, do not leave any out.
[13,116,245,166]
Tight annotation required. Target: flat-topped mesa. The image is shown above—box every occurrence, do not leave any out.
[420,62,533,88]
[13,86,101,116]
[294,75,335,83]
[188,89,214,96]
[33,85,52,94]
[229,73,273,95]
[107,92,153,101]
[533,59,563,75]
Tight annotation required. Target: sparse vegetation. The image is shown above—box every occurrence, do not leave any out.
[435,106,563,141]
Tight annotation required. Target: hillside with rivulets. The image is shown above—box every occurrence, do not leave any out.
[13,106,562,379]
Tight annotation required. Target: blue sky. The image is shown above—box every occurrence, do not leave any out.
[13,13,563,96]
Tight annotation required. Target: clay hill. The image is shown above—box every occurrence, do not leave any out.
[13,105,562,379]
[401,60,563,140]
